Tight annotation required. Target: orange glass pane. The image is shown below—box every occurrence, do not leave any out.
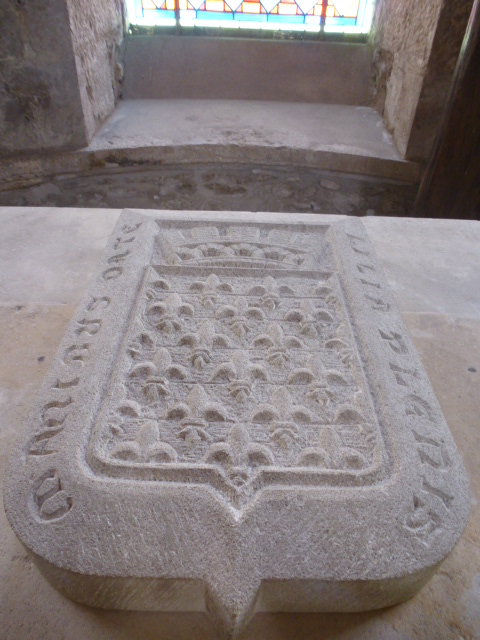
[165,0,175,9]
[142,0,159,9]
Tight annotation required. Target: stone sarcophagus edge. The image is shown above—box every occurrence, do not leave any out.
[4,210,470,638]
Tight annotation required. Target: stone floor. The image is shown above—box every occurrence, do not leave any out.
[0,164,417,216]
[1,208,479,640]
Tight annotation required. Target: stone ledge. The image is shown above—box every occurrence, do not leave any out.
[0,101,422,191]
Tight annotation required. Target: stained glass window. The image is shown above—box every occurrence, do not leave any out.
[128,0,374,32]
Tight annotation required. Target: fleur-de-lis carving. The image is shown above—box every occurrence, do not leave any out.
[127,331,155,359]
[284,299,335,338]
[117,400,142,418]
[178,320,230,369]
[215,297,265,337]
[247,276,294,311]
[252,387,312,451]
[111,420,178,463]
[167,385,227,443]
[146,293,194,333]
[324,323,354,365]
[210,352,268,401]
[252,322,302,367]
[145,277,170,300]
[288,354,347,407]
[189,274,233,309]
[204,425,274,486]
[334,404,366,424]
[129,348,188,403]
[297,426,368,470]
[311,280,335,301]
[310,280,337,308]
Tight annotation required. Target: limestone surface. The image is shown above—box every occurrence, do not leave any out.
[3,211,470,638]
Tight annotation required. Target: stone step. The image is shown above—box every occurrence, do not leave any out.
[87,99,420,183]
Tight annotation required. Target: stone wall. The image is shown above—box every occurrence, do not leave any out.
[123,36,374,105]
[405,0,474,161]
[371,0,473,161]
[66,0,125,141]
[371,0,443,158]
[0,0,124,154]
[0,0,87,153]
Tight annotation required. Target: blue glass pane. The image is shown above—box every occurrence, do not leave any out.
[135,0,144,18]
[235,13,268,21]
[325,16,357,25]
[268,14,304,23]
[198,11,235,19]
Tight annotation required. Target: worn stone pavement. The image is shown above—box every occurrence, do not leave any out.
[0,208,479,639]
[0,164,417,218]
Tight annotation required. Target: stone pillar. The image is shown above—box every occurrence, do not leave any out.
[0,0,123,155]
[371,0,474,162]
[405,0,475,162]
[66,0,124,143]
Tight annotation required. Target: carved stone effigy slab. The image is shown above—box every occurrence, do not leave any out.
[4,211,470,638]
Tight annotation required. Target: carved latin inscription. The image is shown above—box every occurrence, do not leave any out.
[344,226,455,546]
[33,470,72,521]
[27,221,142,522]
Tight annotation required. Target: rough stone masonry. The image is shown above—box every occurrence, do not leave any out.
[3,211,470,639]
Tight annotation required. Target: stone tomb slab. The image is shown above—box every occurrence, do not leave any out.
[4,211,470,638]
